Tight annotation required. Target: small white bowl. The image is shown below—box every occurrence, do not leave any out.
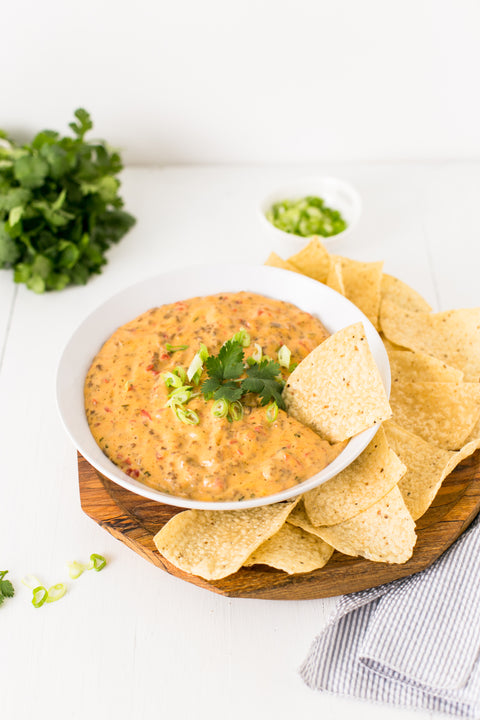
[57,264,388,512]
[259,176,362,257]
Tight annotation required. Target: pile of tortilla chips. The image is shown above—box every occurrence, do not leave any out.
[153,238,480,581]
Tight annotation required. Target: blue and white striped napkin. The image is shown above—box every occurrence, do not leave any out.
[300,516,480,718]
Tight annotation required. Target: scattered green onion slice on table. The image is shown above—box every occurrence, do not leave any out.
[89,554,107,572]
[46,583,67,603]
[31,586,48,608]
[22,574,42,590]
[68,561,87,579]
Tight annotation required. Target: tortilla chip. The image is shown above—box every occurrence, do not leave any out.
[381,273,432,313]
[287,500,329,537]
[325,257,346,295]
[244,523,334,574]
[332,256,383,328]
[384,420,480,520]
[310,486,416,564]
[301,428,406,526]
[381,335,406,353]
[388,349,464,384]
[264,252,299,273]
[390,381,480,450]
[380,299,480,381]
[287,237,330,282]
[283,322,391,442]
[153,499,298,580]
[466,415,480,442]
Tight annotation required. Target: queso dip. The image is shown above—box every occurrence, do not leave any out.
[84,291,344,502]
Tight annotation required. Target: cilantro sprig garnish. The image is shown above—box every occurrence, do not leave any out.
[0,108,135,293]
[201,339,245,402]
[0,570,14,607]
[200,339,286,410]
[243,358,285,407]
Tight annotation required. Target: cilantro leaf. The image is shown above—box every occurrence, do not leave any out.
[201,340,245,401]
[211,340,244,380]
[0,225,21,266]
[213,383,243,402]
[69,108,93,140]
[243,359,286,409]
[0,571,14,607]
[0,579,14,598]
[13,155,49,189]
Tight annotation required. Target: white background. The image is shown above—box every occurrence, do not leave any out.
[2,2,480,719]
[1,0,480,164]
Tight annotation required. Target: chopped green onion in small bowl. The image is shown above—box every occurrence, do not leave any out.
[259,177,361,253]
[266,196,347,238]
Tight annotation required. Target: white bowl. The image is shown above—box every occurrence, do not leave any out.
[259,176,362,257]
[57,264,389,511]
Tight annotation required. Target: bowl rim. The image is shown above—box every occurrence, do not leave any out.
[258,175,362,244]
[56,263,389,511]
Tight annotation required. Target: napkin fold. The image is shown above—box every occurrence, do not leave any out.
[300,515,480,718]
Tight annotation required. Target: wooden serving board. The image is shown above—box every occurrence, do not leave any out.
[78,450,480,600]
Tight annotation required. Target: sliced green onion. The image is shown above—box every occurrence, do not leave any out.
[22,574,42,589]
[266,401,279,423]
[165,385,193,406]
[90,554,107,572]
[46,583,67,603]
[251,343,262,362]
[277,345,291,369]
[165,343,189,353]
[68,561,86,579]
[174,366,187,384]
[162,371,184,389]
[228,400,244,422]
[212,398,229,418]
[187,343,209,383]
[232,328,251,347]
[31,586,48,608]
[174,405,200,425]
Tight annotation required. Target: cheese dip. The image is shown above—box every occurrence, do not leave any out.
[84,291,344,502]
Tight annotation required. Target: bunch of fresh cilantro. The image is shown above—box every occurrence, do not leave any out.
[0,109,136,293]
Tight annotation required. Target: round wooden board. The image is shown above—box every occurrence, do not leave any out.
[78,450,480,600]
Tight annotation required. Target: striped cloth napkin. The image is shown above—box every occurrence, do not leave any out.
[300,515,480,718]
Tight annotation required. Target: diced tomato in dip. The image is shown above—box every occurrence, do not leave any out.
[84,291,344,502]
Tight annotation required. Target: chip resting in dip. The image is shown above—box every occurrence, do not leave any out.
[84,291,390,503]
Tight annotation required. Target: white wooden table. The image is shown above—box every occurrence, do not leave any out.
[2,165,479,720]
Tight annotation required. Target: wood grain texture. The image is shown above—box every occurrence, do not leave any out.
[78,449,480,600]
